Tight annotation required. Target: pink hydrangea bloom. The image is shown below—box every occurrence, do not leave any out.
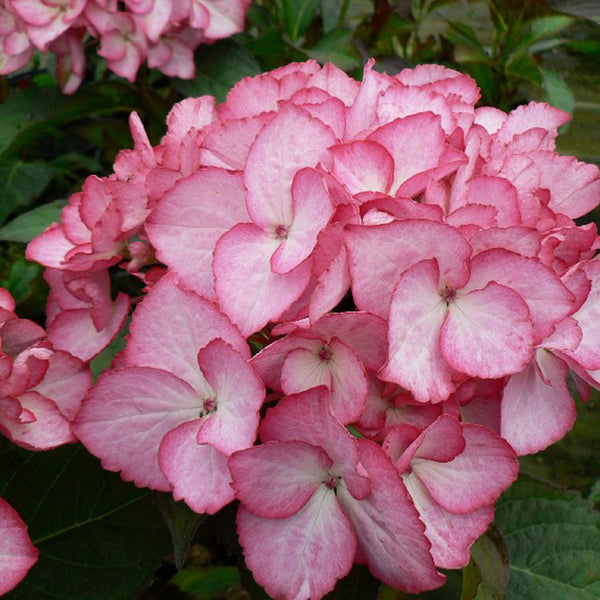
[26,59,600,597]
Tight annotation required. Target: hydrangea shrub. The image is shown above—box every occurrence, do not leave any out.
[4,58,600,597]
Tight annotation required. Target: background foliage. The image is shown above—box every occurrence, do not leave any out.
[1,1,599,598]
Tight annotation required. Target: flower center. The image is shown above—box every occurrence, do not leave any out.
[323,475,339,490]
[318,345,332,362]
[274,225,289,240]
[200,397,216,416]
[441,286,456,304]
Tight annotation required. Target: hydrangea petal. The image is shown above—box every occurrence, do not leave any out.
[0,498,38,595]
[337,440,445,592]
[380,259,453,403]
[145,168,249,300]
[74,367,202,490]
[230,440,332,518]
[404,474,494,569]
[214,223,312,336]
[159,420,234,514]
[441,282,534,378]
[237,487,355,600]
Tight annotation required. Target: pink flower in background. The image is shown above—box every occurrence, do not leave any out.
[0,288,91,450]
[1,0,252,92]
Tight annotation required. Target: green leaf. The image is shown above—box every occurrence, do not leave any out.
[305,29,361,70]
[494,476,600,600]
[444,21,489,61]
[505,52,543,85]
[175,39,261,103]
[0,260,41,305]
[540,66,576,115]
[0,161,54,226]
[460,526,509,600]
[529,15,575,42]
[155,493,207,570]
[171,566,240,597]
[0,443,171,600]
[550,0,600,23]
[0,81,137,159]
[280,0,322,43]
[0,199,64,242]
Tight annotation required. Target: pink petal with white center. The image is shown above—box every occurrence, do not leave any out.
[496,102,569,146]
[126,273,248,390]
[281,346,333,394]
[237,486,355,600]
[564,262,600,369]
[324,337,368,423]
[376,85,457,134]
[158,420,234,514]
[394,415,466,473]
[0,497,38,595]
[245,103,336,229]
[32,350,91,420]
[198,0,250,39]
[446,204,497,230]
[308,62,360,106]
[441,282,534,378]
[250,335,319,392]
[0,289,15,312]
[195,339,264,455]
[259,388,371,500]
[199,114,270,170]
[466,249,576,343]
[337,439,445,593]
[271,168,333,274]
[311,312,388,370]
[382,424,421,465]
[344,60,392,139]
[308,240,351,323]
[145,168,249,300]
[404,474,494,569]
[214,223,312,336]
[366,112,446,193]
[501,349,576,455]
[469,226,541,258]
[465,176,521,226]
[536,152,600,218]
[0,391,75,450]
[47,291,130,362]
[74,367,203,490]
[396,64,480,105]
[330,140,394,195]
[230,440,332,518]
[280,337,367,424]
[380,259,454,403]
[344,220,470,317]
[473,106,506,133]
[414,423,518,513]
[293,89,346,127]
[26,223,77,269]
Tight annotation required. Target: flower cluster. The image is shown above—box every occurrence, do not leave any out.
[0,287,91,592]
[24,59,600,598]
[0,0,251,93]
